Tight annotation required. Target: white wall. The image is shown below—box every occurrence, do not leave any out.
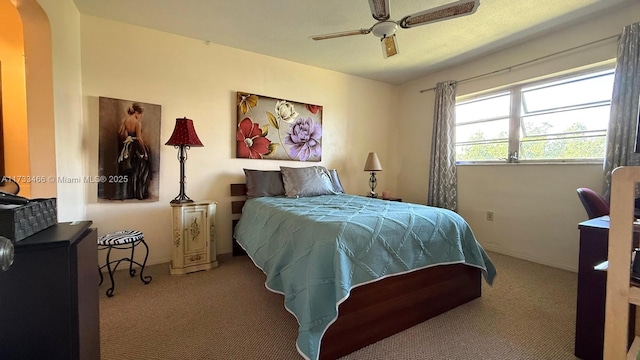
[79,16,399,265]
[397,2,640,271]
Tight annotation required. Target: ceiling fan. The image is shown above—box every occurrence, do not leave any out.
[311,0,480,58]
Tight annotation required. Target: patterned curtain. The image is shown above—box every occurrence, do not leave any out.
[427,81,458,211]
[603,22,640,199]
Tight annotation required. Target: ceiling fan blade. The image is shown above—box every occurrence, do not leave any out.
[399,0,479,29]
[368,0,390,21]
[310,29,371,41]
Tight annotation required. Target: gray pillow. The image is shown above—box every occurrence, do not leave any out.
[328,169,344,194]
[280,166,337,198]
[243,169,285,198]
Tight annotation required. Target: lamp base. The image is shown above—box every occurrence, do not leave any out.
[368,172,378,198]
[170,193,193,204]
[170,198,194,204]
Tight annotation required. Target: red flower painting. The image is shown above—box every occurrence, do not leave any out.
[305,104,322,114]
[236,118,271,158]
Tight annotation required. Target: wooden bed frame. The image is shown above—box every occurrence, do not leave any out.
[230,184,482,359]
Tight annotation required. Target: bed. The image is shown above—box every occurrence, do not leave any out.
[231,166,496,360]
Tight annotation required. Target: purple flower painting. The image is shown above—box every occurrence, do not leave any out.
[285,118,322,161]
[236,92,322,161]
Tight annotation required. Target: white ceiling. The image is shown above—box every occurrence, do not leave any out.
[72,0,635,85]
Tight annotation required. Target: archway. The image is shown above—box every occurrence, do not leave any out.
[0,0,30,195]
[10,0,57,198]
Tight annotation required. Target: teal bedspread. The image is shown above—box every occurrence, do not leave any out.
[234,194,496,360]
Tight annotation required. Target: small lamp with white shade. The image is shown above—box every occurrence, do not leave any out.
[363,152,383,198]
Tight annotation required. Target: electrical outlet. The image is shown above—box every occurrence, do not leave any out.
[486,211,494,221]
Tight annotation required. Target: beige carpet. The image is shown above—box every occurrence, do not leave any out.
[99,252,580,360]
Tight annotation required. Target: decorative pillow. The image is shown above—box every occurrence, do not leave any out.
[280,166,337,198]
[243,169,285,198]
[328,169,345,194]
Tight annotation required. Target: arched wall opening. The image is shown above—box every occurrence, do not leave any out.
[0,0,31,196]
[7,0,57,198]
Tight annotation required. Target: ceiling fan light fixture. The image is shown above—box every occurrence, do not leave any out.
[371,21,397,38]
[381,34,398,58]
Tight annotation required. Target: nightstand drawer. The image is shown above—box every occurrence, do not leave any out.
[184,252,208,266]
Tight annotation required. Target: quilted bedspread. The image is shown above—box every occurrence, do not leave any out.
[234,194,496,360]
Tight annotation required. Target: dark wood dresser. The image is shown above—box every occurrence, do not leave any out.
[0,221,100,359]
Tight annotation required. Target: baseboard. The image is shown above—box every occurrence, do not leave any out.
[150,253,236,266]
[99,253,234,273]
[482,244,578,273]
[146,257,171,266]
[99,257,170,273]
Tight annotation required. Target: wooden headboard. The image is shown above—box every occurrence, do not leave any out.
[230,183,247,256]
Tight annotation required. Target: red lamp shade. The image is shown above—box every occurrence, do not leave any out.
[165,117,204,147]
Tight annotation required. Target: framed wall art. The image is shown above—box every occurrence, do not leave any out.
[236,92,323,161]
[98,97,161,202]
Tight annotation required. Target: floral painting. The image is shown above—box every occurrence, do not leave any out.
[236,92,322,161]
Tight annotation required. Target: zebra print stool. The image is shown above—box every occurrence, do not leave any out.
[98,230,152,297]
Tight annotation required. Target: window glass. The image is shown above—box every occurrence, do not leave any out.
[521,106,610,137]
[456,118,509,161]
[522,72,614,113]
[456,93,510,124]
[519,136,605,160]
[456,142,509,162]
[454,68,613,163]
[456,118,510,142]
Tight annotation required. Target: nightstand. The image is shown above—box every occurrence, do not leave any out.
[362,195,402,202]
[170,201,219,275]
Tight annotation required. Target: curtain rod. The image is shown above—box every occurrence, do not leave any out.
[418,34,620,93]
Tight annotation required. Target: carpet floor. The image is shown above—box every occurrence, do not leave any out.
[99,251,579,360]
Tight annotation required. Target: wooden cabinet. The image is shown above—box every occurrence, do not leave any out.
[170,201,218,275]
[574,217,636,360]
[603,166,640,358]
[0,221,100,360]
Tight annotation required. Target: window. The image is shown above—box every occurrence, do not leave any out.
[455,69,615,162]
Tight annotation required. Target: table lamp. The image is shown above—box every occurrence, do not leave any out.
[364,152,383,198]
[165,117,203,204]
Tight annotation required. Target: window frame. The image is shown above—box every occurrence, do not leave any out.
[454,66,615,165]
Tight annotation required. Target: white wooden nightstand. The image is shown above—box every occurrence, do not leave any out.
[170,201,218,275]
